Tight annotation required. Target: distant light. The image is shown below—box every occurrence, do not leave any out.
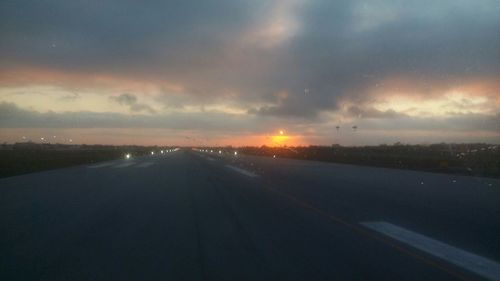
[125,153,131,159]
[53,135,56,138]
[151,151,155,155]
[22,136,26,140]
[69,139,73,142]
[273,155,276,158]
[219,150,222,154]
[210,150,213,153]
[40,137,45,141]
[234,151,238,156]
[279,130,284,135]
[161,150,164,154]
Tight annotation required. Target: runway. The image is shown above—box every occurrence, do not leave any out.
[1,149,499,281]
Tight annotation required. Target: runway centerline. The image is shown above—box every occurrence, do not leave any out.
[225,165,258,178]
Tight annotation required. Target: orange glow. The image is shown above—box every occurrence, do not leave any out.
[0,67,185,93]
[271,134,289,145]
[363,75,500,103]
[279,130,284,135]
[338,75,500,118]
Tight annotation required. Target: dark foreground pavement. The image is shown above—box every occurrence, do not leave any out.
[1,149,499,281]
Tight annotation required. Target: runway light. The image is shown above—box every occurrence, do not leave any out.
[210,150,213,153]
[151,151,155,155]
[219,150,222,154]
[234,151,238,156]
[161,150,164,154]
[273,155,276,158]
[125,153,131,159]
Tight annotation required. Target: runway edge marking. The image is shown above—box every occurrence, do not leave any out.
[361,221,500,281]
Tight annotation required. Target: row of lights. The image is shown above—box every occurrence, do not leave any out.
[22,135,73,143]
[197,148,238,156]
[153,149,176,155]
[125,148,178,159]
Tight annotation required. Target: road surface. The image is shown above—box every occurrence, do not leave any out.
[1,149,499,281]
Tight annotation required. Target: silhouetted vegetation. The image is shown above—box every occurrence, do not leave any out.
[238,143,500,178]
[0,142,164,178]
[2,142,499,179]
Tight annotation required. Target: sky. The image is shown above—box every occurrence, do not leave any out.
[0,0,499,146]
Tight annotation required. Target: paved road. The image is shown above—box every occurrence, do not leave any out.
[1,149,499,281]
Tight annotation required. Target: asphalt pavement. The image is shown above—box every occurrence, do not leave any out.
[1,149,499,281]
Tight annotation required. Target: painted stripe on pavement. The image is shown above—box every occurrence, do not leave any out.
[361,221,500,281]
[225,165,258,178]
[88,162,115,168]
[113,162,136,168]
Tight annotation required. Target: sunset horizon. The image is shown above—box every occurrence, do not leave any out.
[1,1,499,146]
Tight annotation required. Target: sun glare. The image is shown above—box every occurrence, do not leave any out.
[272,134,289,145]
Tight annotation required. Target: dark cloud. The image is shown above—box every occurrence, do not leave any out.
[0,0,259,69]
[1,102,498,134]
[110,93,137,106]
[0,101,258,131]
[358,112,500,132]
[273,0,500,114]
[346,106,407,119]
[1,0,499,139]
[110,93,156,113]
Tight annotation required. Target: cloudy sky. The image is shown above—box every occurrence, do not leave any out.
[1,0,499,146]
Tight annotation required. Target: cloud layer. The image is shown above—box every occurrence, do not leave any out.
[1,0,499,145]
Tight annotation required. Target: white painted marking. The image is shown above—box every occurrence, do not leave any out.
[113,162,136,168]
[361,221,500,281]
[136,162,154,168]
[88,162,115,168]
[225,165,258,178]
